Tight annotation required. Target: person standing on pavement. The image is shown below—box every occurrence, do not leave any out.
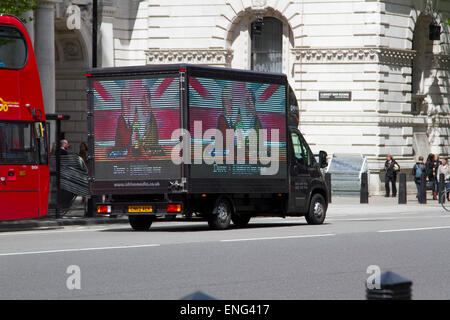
[384,154,400,197]
[78,142,88,166]
[60,139,69,155]
[438,157,450,201]
[433,154,442,199]
[425,153,437,200]
[412,156,426,202]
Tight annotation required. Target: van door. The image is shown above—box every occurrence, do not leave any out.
[288,130,314,214]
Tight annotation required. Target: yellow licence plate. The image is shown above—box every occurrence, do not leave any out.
[128,206,153,213]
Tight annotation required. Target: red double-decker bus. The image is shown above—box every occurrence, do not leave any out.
[0,14,49,220]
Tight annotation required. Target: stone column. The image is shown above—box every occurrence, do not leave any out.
[99,1,116,67]
[34,0,61,115]
[21,10,34,45]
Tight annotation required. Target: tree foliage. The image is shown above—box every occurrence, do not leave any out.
[0,0,38,22]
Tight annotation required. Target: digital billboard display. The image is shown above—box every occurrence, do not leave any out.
[188,76,287,179]
[92,76,181,182]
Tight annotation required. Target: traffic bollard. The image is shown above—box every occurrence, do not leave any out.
[398,173,407,204]
[419,172,427,204]
[360,172,368,204]
[325,172,332,203]
[366,271,412,300]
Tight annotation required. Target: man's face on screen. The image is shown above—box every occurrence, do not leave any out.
[121,80,151,126]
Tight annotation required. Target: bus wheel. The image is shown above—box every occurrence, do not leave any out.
[129,215,153,231]
[305,194,326,225]
[231,213,251,228]
[208,197,232,230]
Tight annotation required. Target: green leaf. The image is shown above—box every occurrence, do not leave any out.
[0,0,38,23]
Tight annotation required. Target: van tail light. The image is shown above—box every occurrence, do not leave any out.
[97,205,111,214]
[166,204,181,213]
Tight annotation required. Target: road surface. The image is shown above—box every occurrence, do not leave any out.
[1,198,449,299]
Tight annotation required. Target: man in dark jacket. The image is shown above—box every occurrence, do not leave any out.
[384,154,400,197]
[60,139,69,155]
[412,156,426,202]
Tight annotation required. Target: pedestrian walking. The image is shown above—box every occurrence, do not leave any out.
[384,154,400,197]
[433,154,442,199]
[412,156,426,202]
[438,158,450,201]
[425,153,437,200]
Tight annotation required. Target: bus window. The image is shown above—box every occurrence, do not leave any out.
[0,122,40,164]
[0,26,27,69]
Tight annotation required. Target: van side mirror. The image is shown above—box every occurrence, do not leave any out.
[319,150,328,168]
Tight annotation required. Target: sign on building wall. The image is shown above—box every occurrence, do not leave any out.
[319,91,352,101]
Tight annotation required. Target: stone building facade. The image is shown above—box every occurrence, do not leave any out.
[24,0,450,193]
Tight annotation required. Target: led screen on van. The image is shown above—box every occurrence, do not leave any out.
[188,76,287,179]
[92,76,181,181]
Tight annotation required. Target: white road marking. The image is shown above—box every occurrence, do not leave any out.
[0,244,160,257]
[378,226,450,233]
[220,233,336,242]
[0,227,112,237]
[327,215,450,222]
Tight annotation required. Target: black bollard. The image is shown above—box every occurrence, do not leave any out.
[360,172,369,204]
[419,172,427,204]
[398,173,407,204]
[85,195,97,217]
[439,173,445,204]
[325,172,332,203]
[366,271,412,300]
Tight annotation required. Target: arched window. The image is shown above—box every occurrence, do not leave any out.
[251,17,282,73]
[411,14,439,115]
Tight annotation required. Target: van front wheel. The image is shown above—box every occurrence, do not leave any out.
[305,194,326,225]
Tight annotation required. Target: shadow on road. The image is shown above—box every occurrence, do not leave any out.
[99,221,320,233]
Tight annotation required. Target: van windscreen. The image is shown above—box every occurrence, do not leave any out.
[0,26,27,69]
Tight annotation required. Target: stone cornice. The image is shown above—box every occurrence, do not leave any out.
[431,54,450,70]
[292,47,417,66]
[145,48,233,66]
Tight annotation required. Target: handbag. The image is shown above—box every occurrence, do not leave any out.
[426,181,434,190]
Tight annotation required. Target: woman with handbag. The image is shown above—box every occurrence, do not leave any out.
[384,154,400,197]
[438,158,450,201]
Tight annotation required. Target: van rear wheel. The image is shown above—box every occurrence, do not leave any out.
[305,194,326,225]
[208,197,232,230]
[129,215,153,231]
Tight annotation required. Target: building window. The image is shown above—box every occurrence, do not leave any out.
[251,17,282,73]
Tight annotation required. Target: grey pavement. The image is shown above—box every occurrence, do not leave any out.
[0,193,444,232]
[0,196,449,299]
